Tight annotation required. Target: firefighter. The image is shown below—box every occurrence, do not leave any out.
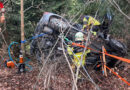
[81,15,101,36]
[67,32,90,75]
[0,2,5,23]
[0,2,5,47]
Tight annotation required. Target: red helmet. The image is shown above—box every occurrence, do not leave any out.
[0,2,4,8]
[0,2,5,13]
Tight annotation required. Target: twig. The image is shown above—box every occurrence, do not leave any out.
[60,25,78,90]
[82,66,100,90]
[61,36,78,90]
[102,46,107,77]
[74,1,102,90]
[24,6,33,13]
[33,38,60,89]
[108,0,130,20]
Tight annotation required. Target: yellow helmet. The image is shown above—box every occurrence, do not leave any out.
[75,32,84,41]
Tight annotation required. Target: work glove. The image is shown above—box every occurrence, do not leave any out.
[67,45,73,55]
[67,41,72,45]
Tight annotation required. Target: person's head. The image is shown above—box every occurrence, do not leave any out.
[0,2,5,13]
[75,32,84,41]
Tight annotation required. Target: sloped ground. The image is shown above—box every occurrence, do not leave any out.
[0,57,129,90]
[0,62,39,90]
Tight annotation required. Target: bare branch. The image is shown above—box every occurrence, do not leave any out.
[108,0,130,20]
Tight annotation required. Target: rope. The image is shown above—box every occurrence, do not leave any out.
[64,37,130,86]
[104,65,130,86]
[61,36,78,90]
[6,33,47,70]
[62,38,100,90]
[96,63,130,86]
[64,37,130,63]
[66,40,130,63]
[21,33,46,43]
[8,42,32,71]
[82,66,100,90]
[24,57,33,71]
[8,42,19,67]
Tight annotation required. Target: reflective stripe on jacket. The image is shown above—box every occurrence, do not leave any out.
[67,45,90,67]
[73,49,90,67]
[83,16,100,26]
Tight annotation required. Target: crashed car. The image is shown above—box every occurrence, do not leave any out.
[30,12,127,67]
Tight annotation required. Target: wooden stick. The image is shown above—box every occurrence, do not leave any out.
[102,46,107,77]
[21,0,25,56]
[100,56,104,75]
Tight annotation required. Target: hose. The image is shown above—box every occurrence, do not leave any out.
[8,42,19,67]
[8,42,32,71]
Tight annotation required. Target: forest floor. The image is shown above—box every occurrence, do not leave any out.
[0,43,129,90]
[0,56,129,90]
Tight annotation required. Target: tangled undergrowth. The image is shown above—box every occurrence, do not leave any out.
[0,53,129,90]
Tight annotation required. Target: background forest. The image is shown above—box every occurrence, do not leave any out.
[0,0,129,89]
[0,0,130,46]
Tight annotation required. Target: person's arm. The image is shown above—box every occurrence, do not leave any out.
[0,13,5,23]
[67,45,73,55]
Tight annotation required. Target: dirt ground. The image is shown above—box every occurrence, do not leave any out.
[0,57,129,90]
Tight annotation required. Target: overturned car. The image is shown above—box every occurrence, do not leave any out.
[30,12,127,68]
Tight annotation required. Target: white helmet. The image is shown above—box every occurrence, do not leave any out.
[75,32,84,41]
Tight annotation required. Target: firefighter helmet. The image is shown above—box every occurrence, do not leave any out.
[75,32,84,41]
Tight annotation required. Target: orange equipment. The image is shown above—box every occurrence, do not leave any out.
[19,55,24,63]
[5,60,15,68]
[71,42,130,63]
